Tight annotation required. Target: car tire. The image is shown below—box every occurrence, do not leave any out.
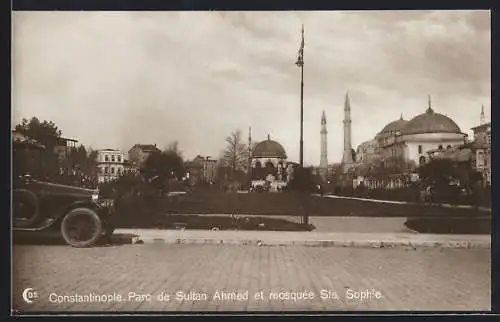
[13,189,41,228]
[60,208,103,248]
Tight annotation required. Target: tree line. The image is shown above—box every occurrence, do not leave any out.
[12,117,253,186]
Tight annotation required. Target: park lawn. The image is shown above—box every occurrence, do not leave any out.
[156,191,490,218]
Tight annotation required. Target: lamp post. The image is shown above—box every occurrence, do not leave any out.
[295,24,309,227]
[295,24,305,168]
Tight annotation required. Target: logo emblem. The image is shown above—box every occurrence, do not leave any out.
[22,288,37,304]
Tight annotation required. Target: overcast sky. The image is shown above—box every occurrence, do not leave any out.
[12,10,491,165]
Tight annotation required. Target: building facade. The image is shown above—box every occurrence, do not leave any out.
[371,97,466,167]
[339,95,470,189]
[186,155,218,185]
[123,159,139,175]
[356,139,379,163]
[128,144,161,167]
[96,149,125,183]
[471,121,491,185]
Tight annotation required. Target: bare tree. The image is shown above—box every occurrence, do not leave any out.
[220,130,248,176]
[165,141,182,159]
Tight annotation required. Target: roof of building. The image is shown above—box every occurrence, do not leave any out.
[99,148,122,152]
[401,106,462,135]
[252,135,287,159]
[12,132,46,149]
[379,116,408,134]
[357,139,378,150]
[123,159,138,167]
[129,144,160,153]
[471,122,491,132]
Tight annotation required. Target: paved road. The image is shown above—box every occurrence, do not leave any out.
[12,244,490,312]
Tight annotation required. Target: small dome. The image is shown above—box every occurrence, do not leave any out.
[402,107,462,135]
[252,135,287,159]
[380,117,408,134]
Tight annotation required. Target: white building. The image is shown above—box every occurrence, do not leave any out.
[375,99,467,167]
[96,149,125,183]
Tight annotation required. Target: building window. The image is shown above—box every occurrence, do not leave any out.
[111,167,115,174]
[105,155,109,162]
[112,155,115,162]
[418,145,422,154]
[104,167,109,174]
[102,167,106,174]
[118,155,122,162]
[419,156,426,165]
[438,145,443,150]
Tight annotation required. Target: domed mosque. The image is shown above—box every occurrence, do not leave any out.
[372,96,467,166]
[250,134,293,191]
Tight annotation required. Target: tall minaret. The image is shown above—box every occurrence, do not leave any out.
[320,110,328,180]
[342,92,353,164]
[480,104,485,124]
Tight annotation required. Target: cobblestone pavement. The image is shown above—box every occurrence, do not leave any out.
[12,244,490,312]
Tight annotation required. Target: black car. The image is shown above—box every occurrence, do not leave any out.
[12,135,116,247]
[13,174,116,247]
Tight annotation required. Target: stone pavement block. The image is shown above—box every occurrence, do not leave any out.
[12,244,491,312]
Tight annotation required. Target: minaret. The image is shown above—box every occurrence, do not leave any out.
[480,104,485,124]
[342,92,353,164]
[320,110,328,180]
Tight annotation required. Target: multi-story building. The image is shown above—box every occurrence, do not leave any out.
[123,159,139,175]
[95,149,125,183]
[53,137,79,163]
[128,144,161,168]
[186,155,218,185]
[471,121,491,185]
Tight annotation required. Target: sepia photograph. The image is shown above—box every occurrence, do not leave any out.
[11,10,491,313]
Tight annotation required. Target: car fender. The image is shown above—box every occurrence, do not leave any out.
[53,200,103,224]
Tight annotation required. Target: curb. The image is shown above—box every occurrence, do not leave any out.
[110,235,490,249]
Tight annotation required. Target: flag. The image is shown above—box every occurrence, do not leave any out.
[295,24,304,67]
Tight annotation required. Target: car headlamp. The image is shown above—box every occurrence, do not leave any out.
[92,192,99,201]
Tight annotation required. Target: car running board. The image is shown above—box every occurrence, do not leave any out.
[13,218,57,232]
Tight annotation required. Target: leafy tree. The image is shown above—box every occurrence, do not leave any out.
[288,166,317,193]
[14,117,63,179]
[15,117,62,151]
[140,148,185,192]
[220,130,248,177]
[64,145,99,179]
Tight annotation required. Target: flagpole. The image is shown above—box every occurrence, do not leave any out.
[298,25,304,168]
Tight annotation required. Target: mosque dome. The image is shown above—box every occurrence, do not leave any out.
[379,116,408,134]
[252,135,287,159]
[402,106,462,135]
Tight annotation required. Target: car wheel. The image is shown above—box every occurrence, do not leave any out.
[60,208,103,248]
[13,189,41,228]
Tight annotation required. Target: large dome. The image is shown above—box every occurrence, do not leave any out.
[252,136,287,159]
[402,107,462,135]
[380,117,408,134]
